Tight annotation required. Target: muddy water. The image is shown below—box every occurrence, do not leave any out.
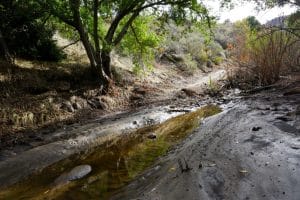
[0,105,221,200]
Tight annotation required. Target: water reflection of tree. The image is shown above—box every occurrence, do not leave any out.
[105,145,129,191]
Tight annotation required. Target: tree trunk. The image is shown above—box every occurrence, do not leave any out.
[0,29,12,63]
[101,49,112,78]
[71,1,109,88]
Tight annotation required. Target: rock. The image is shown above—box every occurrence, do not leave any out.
[181,88,197,97]
[207,60,213,68]
[133,87,147,95]
[67,165,92,180]
[100,96,115,109]
[171,54,184,62]
[130,94,144,101]
[70,96,88,108]
[54,165,92,186]
[87,97,106,109]
[73,102,82,110]
[217,51,226,59]
[61,101,75,112]
[70,95,77,103]
[84,89,102,98]
[147,133,157,139]
[252,127,262,131]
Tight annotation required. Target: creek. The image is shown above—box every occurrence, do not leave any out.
[0,105,221,199]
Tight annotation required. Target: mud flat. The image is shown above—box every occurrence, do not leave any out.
[112,89,300,200]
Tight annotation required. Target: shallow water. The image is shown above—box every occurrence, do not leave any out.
[0,105,221,200]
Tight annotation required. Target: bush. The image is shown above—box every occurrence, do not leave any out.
[249,30,299,85]
[10,22,66,61]
[229,18,300,86]
[0,1,65,61]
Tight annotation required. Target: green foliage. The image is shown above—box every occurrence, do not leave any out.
[36,0,217,80]
[287,11,300,33]
[49,18,79,41]
[119,16,162,73]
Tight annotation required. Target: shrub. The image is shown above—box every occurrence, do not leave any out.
[248,30,299,85]
[229,17,300,86]
[0,1,65,61]
[161,20,225,71]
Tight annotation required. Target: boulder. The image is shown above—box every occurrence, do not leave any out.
[54,165,92,186]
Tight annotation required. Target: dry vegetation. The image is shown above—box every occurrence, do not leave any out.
[0,60,131,146]
[219,21,300,89]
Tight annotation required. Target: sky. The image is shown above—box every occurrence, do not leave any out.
[205,1,298,24]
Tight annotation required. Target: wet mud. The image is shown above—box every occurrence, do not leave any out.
[112,89,300,200]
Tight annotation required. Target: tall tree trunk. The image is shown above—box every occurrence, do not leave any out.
[101,49,112,78]
[0,29,12,63]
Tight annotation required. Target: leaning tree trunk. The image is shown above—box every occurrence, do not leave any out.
[100,49,112,78]
[0,29,12,63]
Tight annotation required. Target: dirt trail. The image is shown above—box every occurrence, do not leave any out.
[112,86,300,200]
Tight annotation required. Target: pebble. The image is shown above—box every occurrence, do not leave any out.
[147,133,157,139]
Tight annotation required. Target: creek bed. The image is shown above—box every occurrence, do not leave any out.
[0,105,221,200]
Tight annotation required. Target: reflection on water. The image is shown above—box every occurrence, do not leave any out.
[0,105,221,200]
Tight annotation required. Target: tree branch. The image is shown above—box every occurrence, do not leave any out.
[113,11,140,45]
[60,39,80,50]
[105,0,142,43]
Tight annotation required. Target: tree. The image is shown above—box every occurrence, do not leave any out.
[0,29,12,63]
[37,0,210,91]
[0,3,12,63]
[221,0,300,8]
[246,16,261,31]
